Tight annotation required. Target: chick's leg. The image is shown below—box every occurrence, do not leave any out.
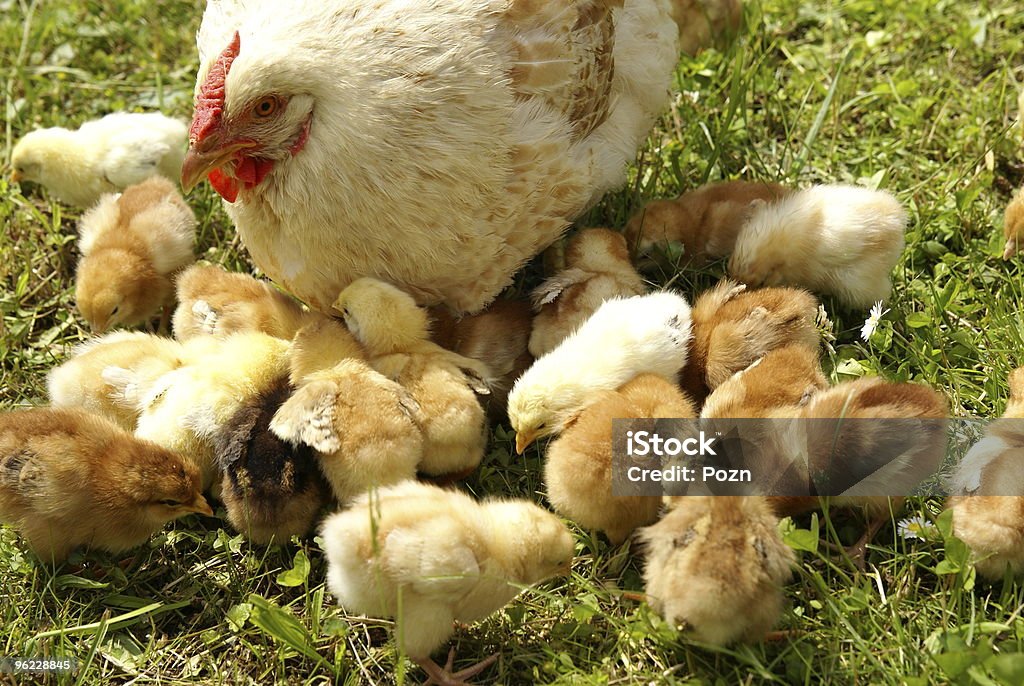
[417,649,498,686]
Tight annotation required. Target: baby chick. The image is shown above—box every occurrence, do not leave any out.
[1003,187,1024,260]
[680,279,820,405]
[948,367,1024,578]
[214,377,332,544]
[700,345,827,419]
[545,374,696,544]
[728,185,907,308]
[11,112,187,207]
[0,407,211,562]
[47,331,192,430]
[271,340,423,503]
[509,291,693,453]
[109,332,292,491]
[320,481,574,685]
[638,496,794,645]
[529,228,647,358]
[286,318,367,384]
[173,264,322,341]
[430,298,534,419]
[333,278,491,479]
[76,177,196,332]
[625,180,791,265]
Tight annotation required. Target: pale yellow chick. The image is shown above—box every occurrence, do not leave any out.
[625,180,791,265]
[172,264,322,341]
[47,331,194,430]
[948,367,1024,578]
[75,177,196,332]
[271,322,423,504]
[681,279,819,405]
[320,481,574,685]
[529,228,647,357]
[1003,187,1024,260]
[0,407,211,562]
[638,496,794,645]
[11,112,186,207]
[333,278,491,479]
[545,374,696,544]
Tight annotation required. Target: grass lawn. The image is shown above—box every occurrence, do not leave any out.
[3,0,1024,683]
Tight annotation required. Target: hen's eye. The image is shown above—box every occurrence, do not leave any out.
[253,96,279,118]
[160,499,181,507]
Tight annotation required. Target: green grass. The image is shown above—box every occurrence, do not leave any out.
[3,0,1024,683]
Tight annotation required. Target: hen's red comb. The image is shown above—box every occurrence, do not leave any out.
[190,31,241,144]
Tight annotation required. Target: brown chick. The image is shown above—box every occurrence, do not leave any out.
[430,298,533,420]
[545,374,697,544]
[624,181,791,266]
[0,407,211,562]
[948,367,1024,578]
[214,377,332,544]
[529,228,647,358]
[75,177,196,332]
[681,279,820,405]
[700,345,827,419]
[638,496,794,645]
[334,278,491,479]
[671,0,744,56]
[766,377,948,565]
[271,324,423,504]
[172,264,323,341]
[1003,188,1024,260]
[47,331,193,430]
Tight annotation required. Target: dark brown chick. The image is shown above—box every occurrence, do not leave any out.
[0,407,211,562]
[681,279,819,405]
[215,377,332,544]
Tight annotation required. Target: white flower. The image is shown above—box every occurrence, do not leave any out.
[860,301,890,342]
[897,515,935,541]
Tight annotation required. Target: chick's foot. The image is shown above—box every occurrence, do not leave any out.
[417,649,498,686]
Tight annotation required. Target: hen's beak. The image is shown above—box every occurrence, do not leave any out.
[10,170,21,183]
[188,495,214,517]
[515,431,536,455]
[1003,237,1019,261]
[180,139,255,193]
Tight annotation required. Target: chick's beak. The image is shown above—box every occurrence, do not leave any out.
[515,432,535,455]
[1003,237,1019,261]
[10,170,21,183]
[188,495,214,517]
[180,138,255,193]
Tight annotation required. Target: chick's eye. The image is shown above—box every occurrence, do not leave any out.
[160,499,181,507]
[253,96,279,118]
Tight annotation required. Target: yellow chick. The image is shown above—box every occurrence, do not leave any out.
[75,177,196,332]
[172,264,322,341]
[107,333,292,491]
[429,298,534,419]
[333,278,491,479]
[215,377,332,544]
[681,279,819,405]
[529,228,647,358]
[10,112,187,207]
[1003,187,1024,260]
[700,345,827,419]
[320,481,574,685]
[271,323,423,504]
[286,318,367,384]
[509,291,693,453]
[47,331,193,430]
[545,374,696,544]
[948,367,1024,578]
[625,180,791,265]
[638,496,794,645]
[728,185,907,308]
[0,407,211,562]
